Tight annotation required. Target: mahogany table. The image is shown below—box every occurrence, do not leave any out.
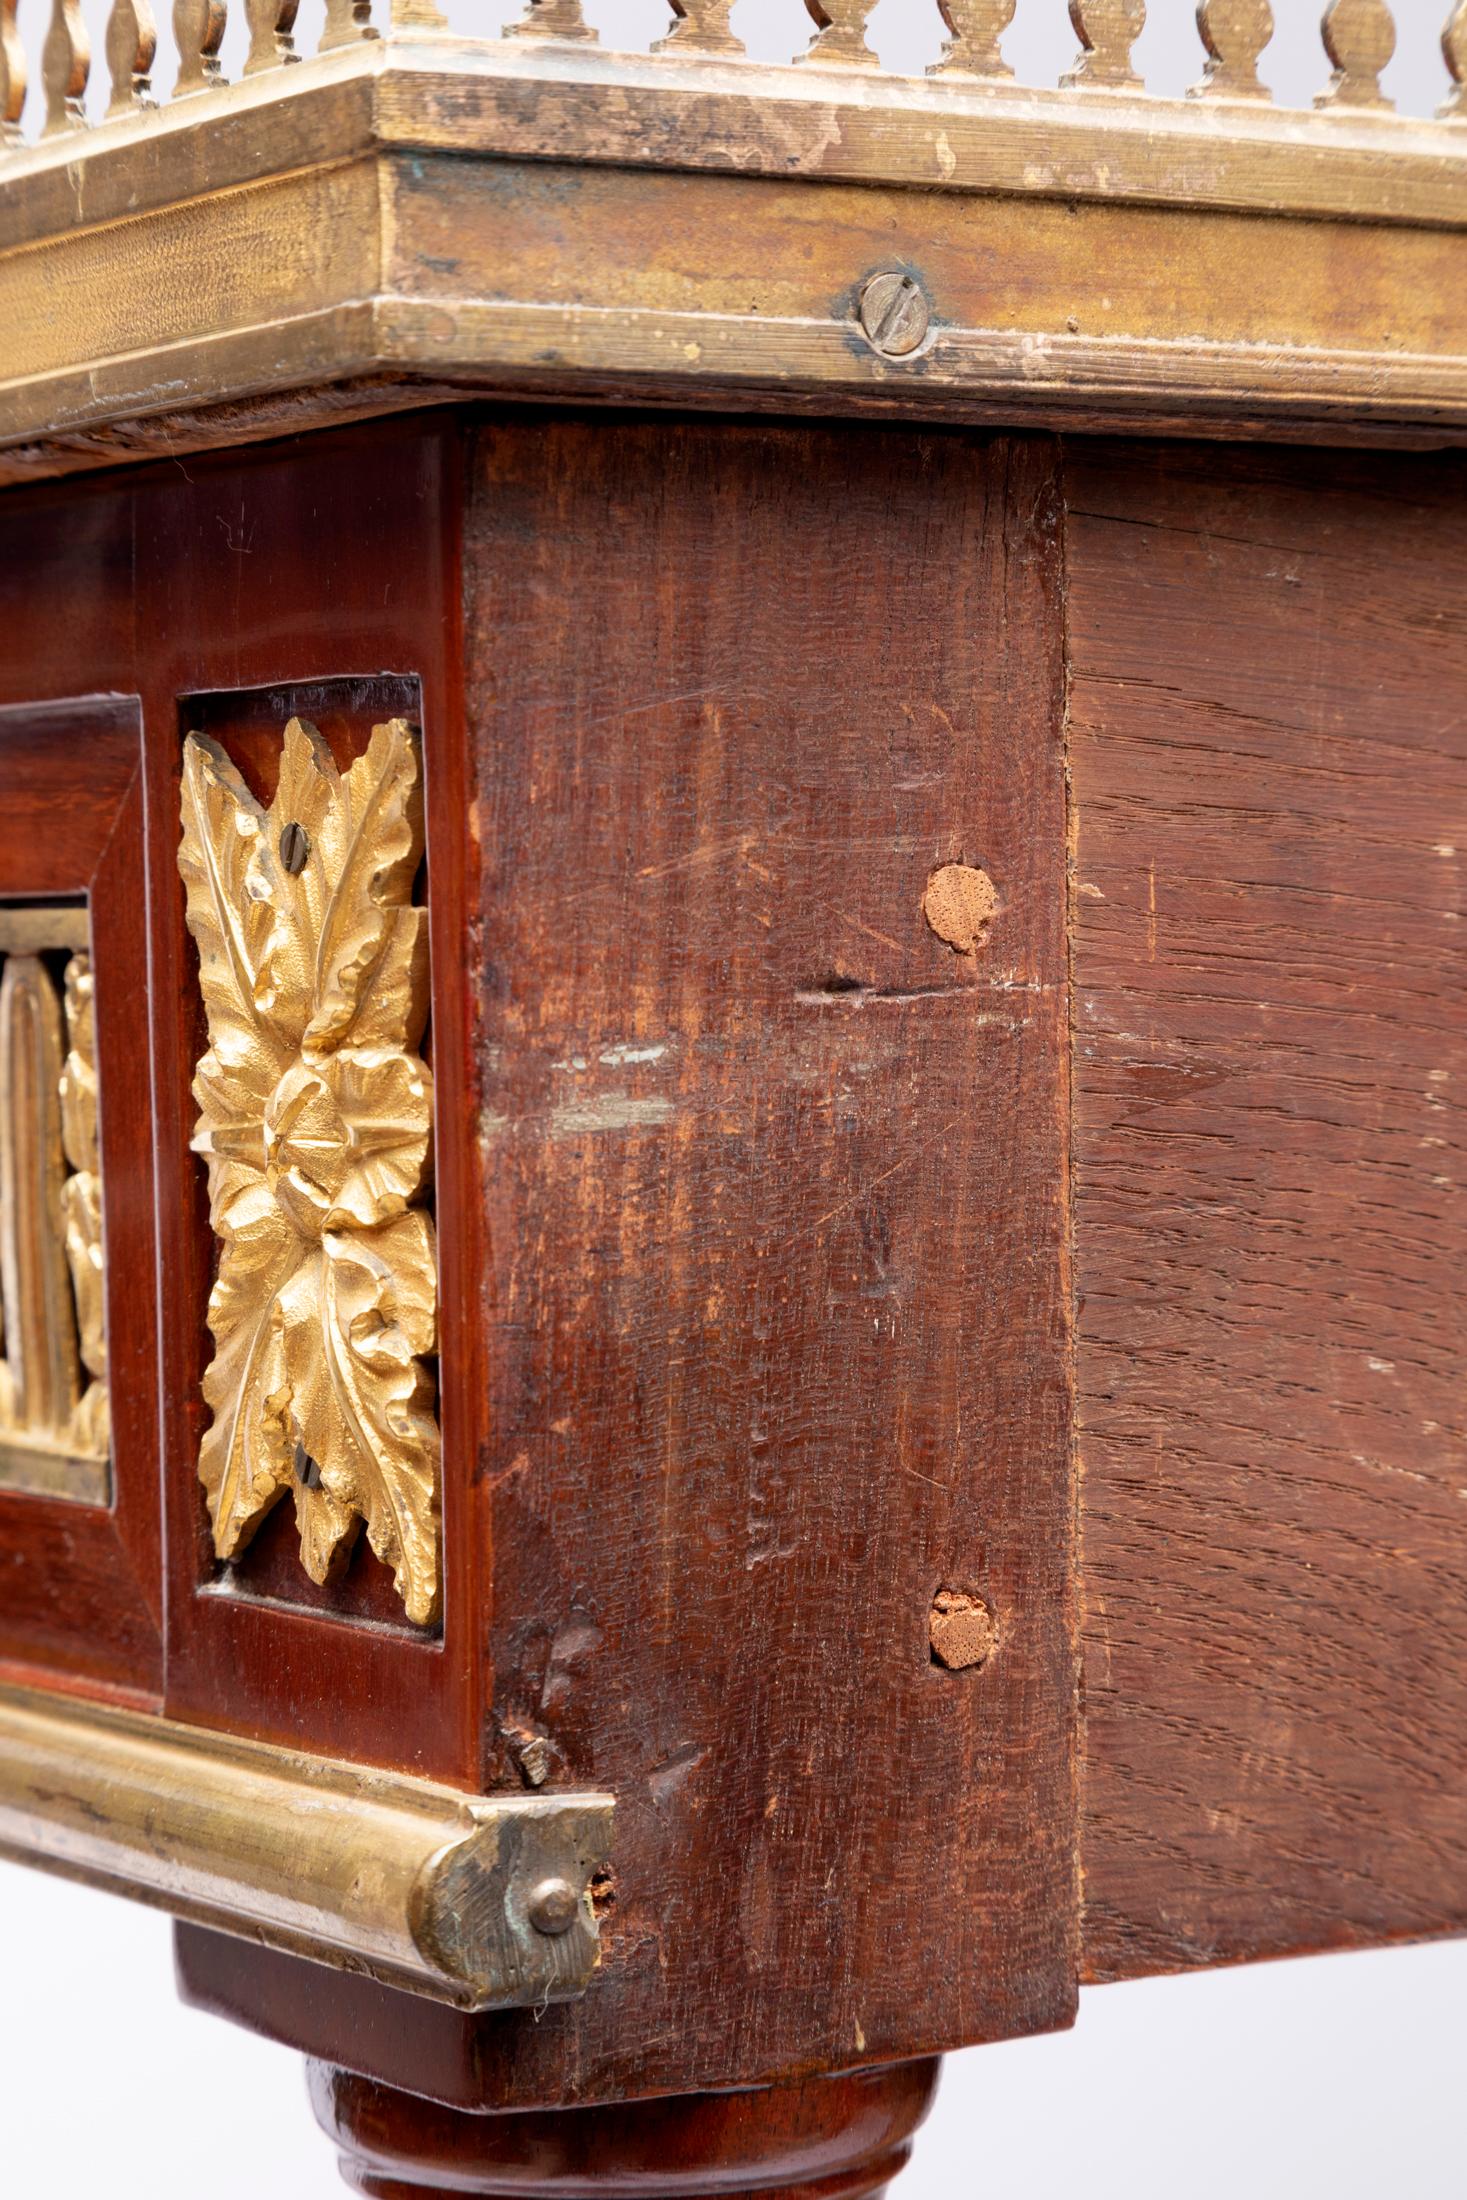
[0,5,1464,2192]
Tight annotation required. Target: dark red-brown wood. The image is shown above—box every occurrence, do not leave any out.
[2,412,1080,2116]
[455,418,1076,2101]
[0,695,161,1698]
[1067,441,1467,1979]
[0,420,474,1777]
[309,2057,940,2200]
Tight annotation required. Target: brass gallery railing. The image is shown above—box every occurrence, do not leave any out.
[3,1,1466,144]
[3,2,1467,482]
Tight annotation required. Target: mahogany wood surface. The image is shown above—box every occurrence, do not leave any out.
[0,421,472,1775]
[309,2057,940,2200]
[0,412,1079,2110]
[1067,441,1467,1980]
[0,696,161,1696]
[5,409,1467,2160]
[456,418,1075,2101]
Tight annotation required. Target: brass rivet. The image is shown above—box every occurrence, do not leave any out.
[279,821,310,875]
[527,1877,580,1937]
[858,271,931,359]
[930,1590,998,1672]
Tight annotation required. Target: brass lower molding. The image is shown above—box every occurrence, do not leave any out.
[0,1684,614,2012]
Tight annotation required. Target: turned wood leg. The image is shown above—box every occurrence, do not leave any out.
[308,2057,942,2200]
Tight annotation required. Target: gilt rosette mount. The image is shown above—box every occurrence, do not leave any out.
[178,716,441,1626]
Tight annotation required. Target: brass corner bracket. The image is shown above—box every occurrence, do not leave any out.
[0,1684,614,2013]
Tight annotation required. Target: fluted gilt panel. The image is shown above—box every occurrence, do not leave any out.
[0,914,110,1507]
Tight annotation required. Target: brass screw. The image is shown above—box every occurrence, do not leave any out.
[527,1877,580,1937]
[858,271,931,359]
[279,821,311,875]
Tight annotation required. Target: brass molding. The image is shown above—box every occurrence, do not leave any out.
[0,1683,615,2012]
[178,717,441,1626]
[1,43,1467,476]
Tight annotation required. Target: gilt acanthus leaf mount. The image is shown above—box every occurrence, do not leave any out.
[178,716,441,1625]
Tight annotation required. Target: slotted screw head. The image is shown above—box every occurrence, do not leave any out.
[279,821,311,875]
[527,1877,579,1937]
[858,272,931,359]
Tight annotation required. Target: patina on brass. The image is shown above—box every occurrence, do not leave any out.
[0,1683,615,2011]
[1,28,1467,483]
[178,716,441,1626]
[0,908,109,1504]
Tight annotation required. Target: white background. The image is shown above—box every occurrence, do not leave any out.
[2,1859,1465,2195]
[3,0,1464,2192]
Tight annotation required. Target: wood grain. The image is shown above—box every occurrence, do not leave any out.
[308,2055,940,2200]
[456,417,1076,2102]
[1067,441,1467,1979]
[0,413,1077,2111]
[0,697,162,1697]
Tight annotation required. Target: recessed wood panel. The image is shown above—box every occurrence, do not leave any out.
[0,697,160,1696]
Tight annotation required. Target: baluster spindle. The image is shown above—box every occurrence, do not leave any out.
[933,0,1016,78]
[321,0,377,45]
[390,0,449,25]
[1,0,24,146]
[42,0,90,135]
[106,0,157,110]
[1063,0,1145,89]
[1192,0,1273,99]
[1442,0,1466,114]
[503,0,597,38]
[242,0,296,72]
[657,1,744,55]
[173,0,226,92]
[800,1,880,69]
[1316,0,1395,108]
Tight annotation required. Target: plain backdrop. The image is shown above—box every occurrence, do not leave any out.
[2,0,1464,2193]
[2,1858,1465,2196]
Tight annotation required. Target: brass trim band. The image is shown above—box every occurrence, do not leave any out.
[0,1684,614,2012]
[2,48,1467,481]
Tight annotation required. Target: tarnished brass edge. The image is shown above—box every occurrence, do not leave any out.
[0,909,91,953]
[1,44,1466,254]
[0,1683,614,2012]
[0,1438,108,1503]
[7,289,1467,478]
